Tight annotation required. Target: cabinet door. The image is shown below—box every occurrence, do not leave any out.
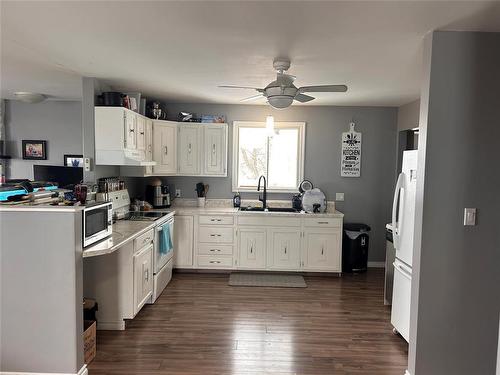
[303,230,341,272]
[136,116,146,151]
[238,228,266,269]
[202,124,227,176]
[124,111,137,150]
[178,125,200,175]
[153,123,177,174]
[133,244,153,315]
[268,229,301,270]
[173,215,194,268]
[145,120,154,174]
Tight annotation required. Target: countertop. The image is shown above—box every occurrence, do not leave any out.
[83,211,175,258]
[167,206,344,218]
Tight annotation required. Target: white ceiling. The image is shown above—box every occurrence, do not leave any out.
[1,1,500,107]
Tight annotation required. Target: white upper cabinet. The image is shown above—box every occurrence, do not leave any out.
[267,229,301,270]
[178,125,201,175]
[202,124,227,176]
[302,229,341,272]
[153,121,177,175]
[95,107,155,166]
[136,116,146,152]
[144,119,154,175]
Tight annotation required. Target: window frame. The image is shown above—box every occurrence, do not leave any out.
[232,121,306,193]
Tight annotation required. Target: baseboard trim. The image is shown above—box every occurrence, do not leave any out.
[368,261,385,268]
[1,364,87,375]
[97,320,125,331]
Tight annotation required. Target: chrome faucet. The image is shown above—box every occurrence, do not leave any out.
[257,175,267,210]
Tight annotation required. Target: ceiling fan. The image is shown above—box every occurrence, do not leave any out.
[219,58,347,109]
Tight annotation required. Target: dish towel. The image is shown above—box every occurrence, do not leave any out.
[159,223,173,255]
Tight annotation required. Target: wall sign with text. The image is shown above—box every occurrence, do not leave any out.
[341,122,362,177]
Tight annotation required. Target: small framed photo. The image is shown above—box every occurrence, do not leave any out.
[22,140,47,160]
[64,154,84,167]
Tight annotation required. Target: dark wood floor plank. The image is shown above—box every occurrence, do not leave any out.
[88,270,408,375]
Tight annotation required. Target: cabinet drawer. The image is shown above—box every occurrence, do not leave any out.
[198,243,233,256]
[199,215,234,225]
[134,229,154,250]
[197,255,233,268]
[303,217,342,228]
[237,216,301,227]
[199,226,234,243]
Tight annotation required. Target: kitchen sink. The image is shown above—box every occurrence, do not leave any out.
[239,206,299,213]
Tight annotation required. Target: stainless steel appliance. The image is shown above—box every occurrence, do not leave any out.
[146,184,171,208]
[83,201,112,247]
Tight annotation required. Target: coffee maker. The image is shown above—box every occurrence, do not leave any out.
[146,184,171,208]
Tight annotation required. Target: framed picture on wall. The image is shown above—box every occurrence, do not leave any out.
[22,140,47,160]
[64,154,84,167]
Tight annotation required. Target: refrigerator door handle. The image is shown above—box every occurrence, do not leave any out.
[393,261,412,280]
[392,172,405,250]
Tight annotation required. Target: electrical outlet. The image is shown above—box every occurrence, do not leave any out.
[336,192,345,202]
[463,208,476,226]
[175,189,181,198]
[84,158,91,172]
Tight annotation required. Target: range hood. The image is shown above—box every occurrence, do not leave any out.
[95,149,156,166]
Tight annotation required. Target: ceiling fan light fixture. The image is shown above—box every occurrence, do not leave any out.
[267,95,293,109]
[14,92,47,103]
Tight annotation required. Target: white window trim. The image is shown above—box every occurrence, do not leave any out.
[232,121,306,193]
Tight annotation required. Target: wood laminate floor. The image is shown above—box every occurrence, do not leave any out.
[88,270,408,375]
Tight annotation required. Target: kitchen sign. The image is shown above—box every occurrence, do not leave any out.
[341,122,362,177]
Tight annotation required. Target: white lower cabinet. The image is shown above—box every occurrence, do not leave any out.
[173,215,194,268]
[302,229,341,272]
[268,229,301,270]
[237,228,267,269]
[133,244,153,315]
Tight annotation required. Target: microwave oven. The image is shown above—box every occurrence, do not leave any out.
[83,201,112,247]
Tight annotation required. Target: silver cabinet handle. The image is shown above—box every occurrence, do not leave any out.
[188,143,192,153]
[284,246,287,254]
[318,221,329,224]
[321,246,324,255]
[210,219,222,222]
[144,269,149,282]
[250,245,253,254]
[209,261,221,264]
[164,146,168,155]
[210,234,222,237]
[212,144,216,154]
[209,249,221,252]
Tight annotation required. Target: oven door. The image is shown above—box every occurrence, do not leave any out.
[154,217,174,273]
[83,203,112,247]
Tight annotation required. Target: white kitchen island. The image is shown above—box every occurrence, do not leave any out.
[0,205,87,375]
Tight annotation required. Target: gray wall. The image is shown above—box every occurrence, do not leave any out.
[4,100,82,179]
[397,99,420,131]
[409,31,500,375]
[136,103,398,262]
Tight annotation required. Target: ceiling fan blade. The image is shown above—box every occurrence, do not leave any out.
[294,93,315,103]
[240,94,265,102]
[219,85,264,92]
[298,85,348,93]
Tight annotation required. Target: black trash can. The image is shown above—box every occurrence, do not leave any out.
[342,223,371,272]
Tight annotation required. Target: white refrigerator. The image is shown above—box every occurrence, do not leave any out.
[390,150,418,342]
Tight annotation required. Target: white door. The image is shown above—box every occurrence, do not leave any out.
[145,119,153,174]
[124,111,137,150]
[238,228,266,269]
[303,230,341,271]
[391,259,412,342]
[153,122,177,174]
[203,124,226,175]
[392,149,418,267]
[268,229,300,270]
[133,244,153,315]
[136,116,146,151]
[173,215,194,268]
[178,125,200,175]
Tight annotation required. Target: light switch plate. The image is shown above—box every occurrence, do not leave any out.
[336,192,345,201]
[84,158,91,172]
[175,189,181,198]
[464,208,476,226]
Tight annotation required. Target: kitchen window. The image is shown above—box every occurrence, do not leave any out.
[232,121,305,192]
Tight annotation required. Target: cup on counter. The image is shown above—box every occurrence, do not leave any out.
[197,197,206,208]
